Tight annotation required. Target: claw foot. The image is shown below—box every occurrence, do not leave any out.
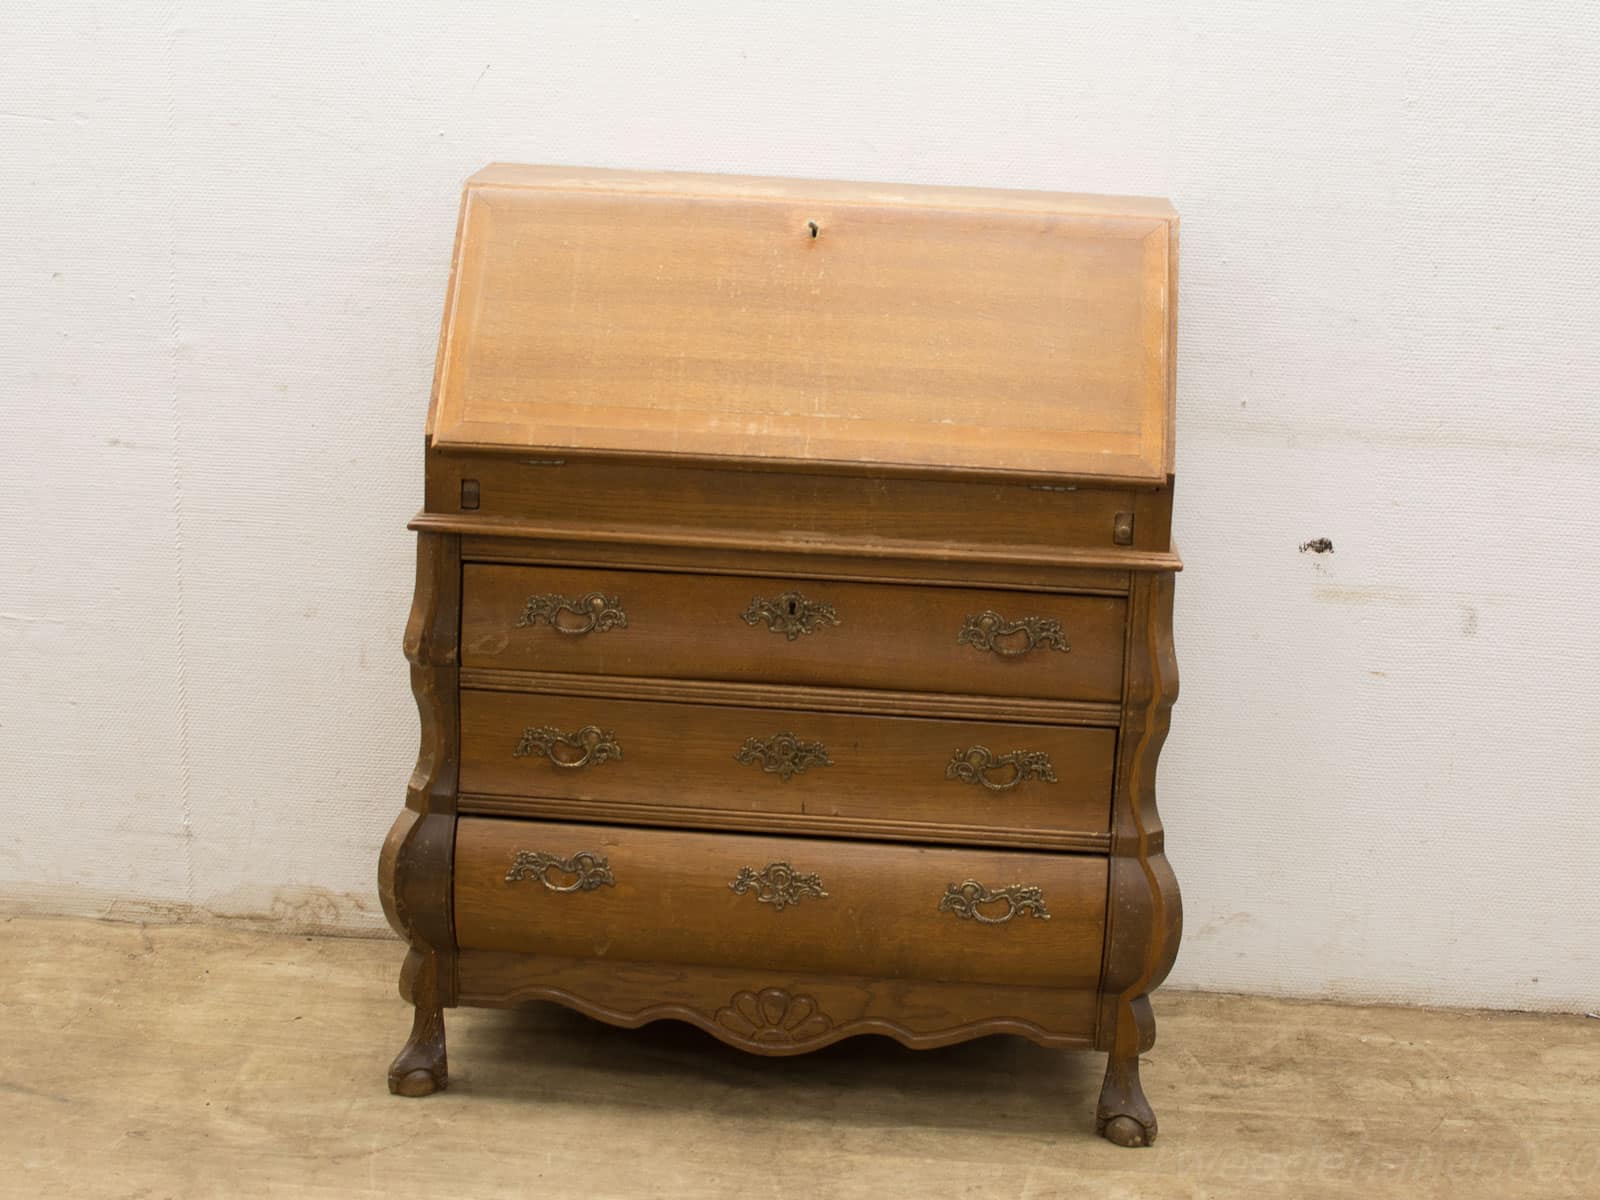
[1097,1050,1158,1147]
[1098,1112,1157,1147]
[388,998,447,1097]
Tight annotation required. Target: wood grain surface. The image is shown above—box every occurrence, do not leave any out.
[461,563,1127,701]
[430,165,1173,480]
[425,452,1139,549]
[454,817,1109,990]
[458,687,1115,840]
[458,668,1122,726]
[456,951,1099,1054]
[458,530,1137,595]
[386,164,1184,1145]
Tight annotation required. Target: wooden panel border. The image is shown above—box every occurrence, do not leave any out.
[459,668,1122,728]
[412,512,1180,579]
[456,792,1113,854]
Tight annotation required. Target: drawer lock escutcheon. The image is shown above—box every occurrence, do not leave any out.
[946,746,1058,792]
[729,861,829,911]
[513,725,622,770]
[734,732,832,781]
[957,611,1070,658]
[939,881,1052,924]
[517,592,628,636]
[505,850,616,893]
[741,591,840,640]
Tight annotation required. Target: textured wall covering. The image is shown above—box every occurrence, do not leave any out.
[2,2,1596,1012]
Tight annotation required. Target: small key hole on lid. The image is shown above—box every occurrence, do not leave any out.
[807,220,819,238]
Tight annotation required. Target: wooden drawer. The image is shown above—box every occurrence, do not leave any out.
[428,456,1142,555]
[454,817,1109,990]
[460,564,1127,702]
[459,689,1115,842]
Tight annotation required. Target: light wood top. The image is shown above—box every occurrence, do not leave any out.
[465,163,1179,220]
[430,164,1176,480]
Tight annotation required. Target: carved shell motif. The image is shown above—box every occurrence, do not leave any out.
[713,988,834,1047]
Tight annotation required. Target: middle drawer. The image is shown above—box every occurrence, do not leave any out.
[459,689,1116,844]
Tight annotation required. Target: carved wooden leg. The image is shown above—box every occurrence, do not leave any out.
[1097,1049,1157,1146]
[388,948,448,1097]
[1096,994,1158,1146]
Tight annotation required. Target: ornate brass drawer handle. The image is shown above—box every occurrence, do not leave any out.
[505,849,615,893]
[517,592,628,636]
[513,725,622,769]
[957,611,1070,658]
[939,881,1052,924]
[734,732,832,781]
[741,591,840,640]
[729,862,829,910]
[946,746,1058,792]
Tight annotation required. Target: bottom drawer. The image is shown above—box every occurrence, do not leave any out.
[454,817,1108,990]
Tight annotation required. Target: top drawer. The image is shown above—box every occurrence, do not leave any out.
[461,564,1126,703]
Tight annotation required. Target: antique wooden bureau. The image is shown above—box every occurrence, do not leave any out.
[380,164,1183,1146]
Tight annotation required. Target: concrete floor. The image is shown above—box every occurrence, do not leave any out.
[1,916,1596,1199]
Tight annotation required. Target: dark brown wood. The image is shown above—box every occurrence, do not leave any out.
[377,531,460,1095]
[425,451,1140,551]
[456,951,1100,1054]
[382,164,1183,1146]
[1094,570,1182,1145]
[457,689,1116,842]
[458,532,1136,594]
[459,668,1122,726]
[457,792,1114,854]
[455,817,1108,989]
[461,563,1128,701]
[387,946,447,1097]
[413,511,1184,575]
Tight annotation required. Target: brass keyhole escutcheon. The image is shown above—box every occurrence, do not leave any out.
[741,591,840,640]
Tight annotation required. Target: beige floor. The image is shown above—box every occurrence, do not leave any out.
[1,916,1595,1199]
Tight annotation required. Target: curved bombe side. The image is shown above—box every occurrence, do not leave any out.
[380,530,462,1096]
[1096,568,1182,1146]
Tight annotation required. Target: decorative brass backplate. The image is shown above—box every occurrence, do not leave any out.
[517,592,628,636]
[733,732,832,781]
[729,862,829,910]
[740,591,840,640]
[513,725,622,769]
[505,849,616,893]
[956,610,1070,658]
[939,880,1052,924]
[946,746,1058,792]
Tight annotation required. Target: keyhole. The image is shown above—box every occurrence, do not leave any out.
[806,220,819,238]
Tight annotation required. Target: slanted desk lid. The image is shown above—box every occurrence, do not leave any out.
[430,164,1176,482]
